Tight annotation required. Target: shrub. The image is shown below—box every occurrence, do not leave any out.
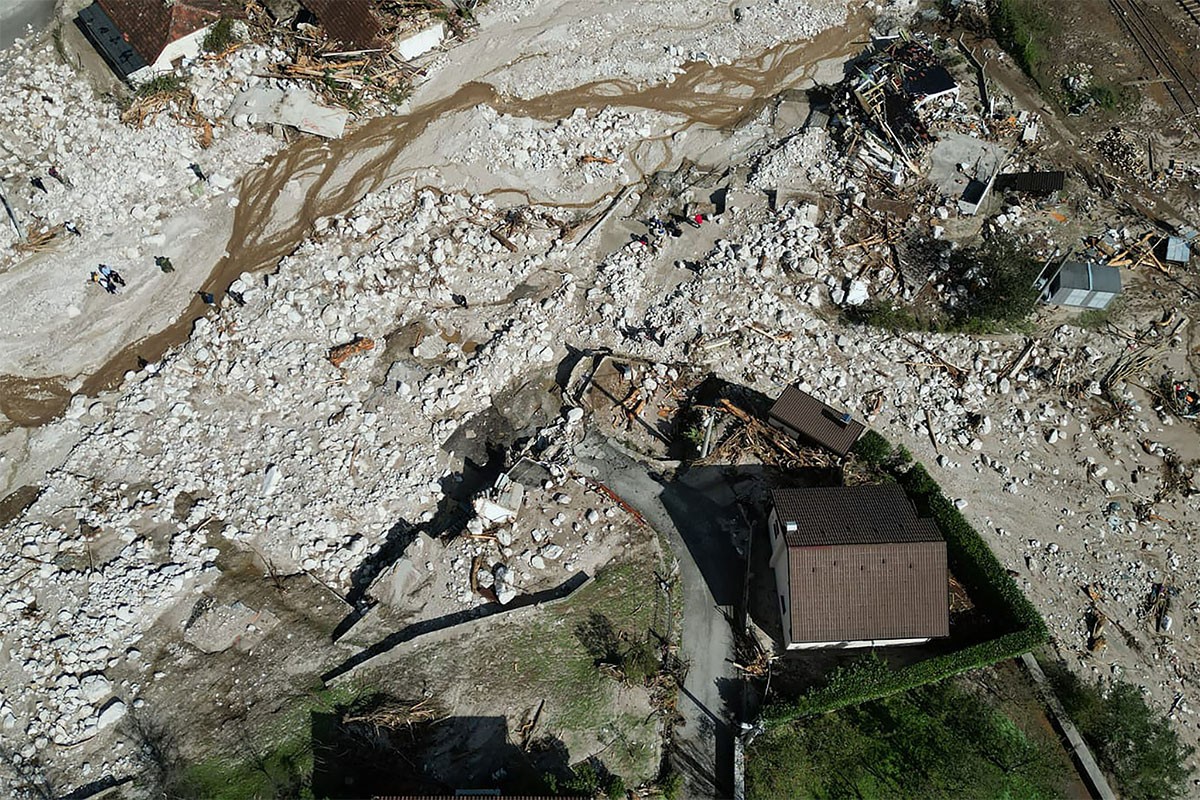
[202,18,237,53]
[1044,664,1194,800]
[135,73,186,98]
[658,768,683,800]
[604,773,627,798]
[989,0,1059,79]
[851,430,893,467]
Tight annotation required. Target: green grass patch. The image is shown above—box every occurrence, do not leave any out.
[202,18,238,53]
[499,561,665,782]
[135,73,187,98]
[173,682,369,800]
[749,678,1065,799]
[763,432,1047,724]
[1043,662,1194,799]
[990,0,1060,81]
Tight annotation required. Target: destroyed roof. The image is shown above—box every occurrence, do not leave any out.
[995,171,1066,196]
[767,386,864,458]
[76,3,149,80]
[95,0,239,65]
[1165,236,1191,264]
[771,483,942,548]
[302,0,383,49]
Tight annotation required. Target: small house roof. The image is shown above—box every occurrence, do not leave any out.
[772,483,949,644]
[787,540,949,644]
[76,2,148,79]
[96,0,238,65]
[768,386,864,457]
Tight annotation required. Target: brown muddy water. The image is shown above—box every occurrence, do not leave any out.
[0,15,867,430]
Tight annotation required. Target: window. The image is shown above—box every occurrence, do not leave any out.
[779,594,787,616]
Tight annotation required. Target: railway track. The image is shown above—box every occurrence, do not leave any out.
[1179,0,1200,27]
[1111,0,1200,121]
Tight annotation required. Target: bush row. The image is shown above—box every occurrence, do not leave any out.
[763,432,1047,725]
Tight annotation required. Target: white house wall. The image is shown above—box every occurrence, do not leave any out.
[785,636,931,650]
[131,25,209,82]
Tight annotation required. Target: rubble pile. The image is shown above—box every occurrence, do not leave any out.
[0,39,279,264]
[452,106,668,197]
[437,0,851,98]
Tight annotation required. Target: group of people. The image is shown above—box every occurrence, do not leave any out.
[638,212,707,251]
[89,264,125,294]
[87,256,175,295]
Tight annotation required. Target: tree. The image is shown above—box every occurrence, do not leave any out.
[1047,664,1195,800]
[948,234,1042,331]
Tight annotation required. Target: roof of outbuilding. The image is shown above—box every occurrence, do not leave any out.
[771,483,942,548]
[95,0,240,65]
[768,386,864,457]
[1054,261,1122,295]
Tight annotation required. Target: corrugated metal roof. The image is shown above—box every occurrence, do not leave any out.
[787,540,949,643]
[1047,261,1122,309]
[1166,236,1191,263]
[96,0,237,64]
[996,171,1066,195]
[303,0,383,48]
[768,386,864,458]
[772,483,942,547]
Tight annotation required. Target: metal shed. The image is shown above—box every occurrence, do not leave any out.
[1042,261,1122,310]
[1165,236,1191,265]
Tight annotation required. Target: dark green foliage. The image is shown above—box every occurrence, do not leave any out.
[574,612,660,686]
[135,73,186,97]
[845,299,931,332]
[989,0,1059,78]
[766,432,1047,724]
[749,679,1063,800]
[564,761,601,795]
[202,18,237,53]
[604,773,627,798]
[949,235,1042,331]
[852,430,893,466]
[1090,82,1119,110]
[658,767,683,800]
[1045,664,1194,799]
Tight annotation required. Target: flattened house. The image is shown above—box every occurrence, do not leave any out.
[769,484,949,649]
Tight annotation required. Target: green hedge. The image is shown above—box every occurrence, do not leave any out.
[764,433,1047,725]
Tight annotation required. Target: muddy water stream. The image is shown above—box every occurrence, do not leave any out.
[1,16,866,428]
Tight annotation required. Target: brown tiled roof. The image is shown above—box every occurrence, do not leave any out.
[772,483,941,547]
[768,385,864,457]
[303,0,383,48]
[773,483,948,643]
[96,0,241,64]
[787,540,949,643]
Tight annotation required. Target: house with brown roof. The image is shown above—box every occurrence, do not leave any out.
[767,385,864,459]
[768,483,949,650]
[77,0,242,82]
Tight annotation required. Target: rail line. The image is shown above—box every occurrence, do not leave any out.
[1111,0,1200,120]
